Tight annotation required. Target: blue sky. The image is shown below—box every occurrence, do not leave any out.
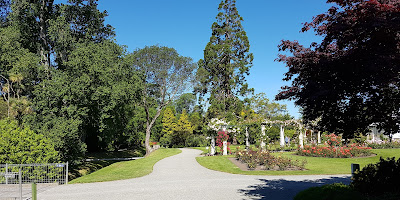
[97,0,333,119]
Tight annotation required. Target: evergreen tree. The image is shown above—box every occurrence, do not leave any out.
[162,107,177,136]
[196,0,253,120]
[176,109,193,133]
[173,109,193,147]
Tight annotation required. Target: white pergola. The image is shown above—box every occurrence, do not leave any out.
[261,119,322,149]
[207,118,323,156]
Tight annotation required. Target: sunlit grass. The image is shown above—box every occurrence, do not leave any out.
[70,148,181,183]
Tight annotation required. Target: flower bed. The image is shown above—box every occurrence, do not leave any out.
[235,149,307,170]
[297,144,372,158]
[297,133,373,158]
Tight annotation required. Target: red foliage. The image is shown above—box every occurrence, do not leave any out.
[276,0,400,137]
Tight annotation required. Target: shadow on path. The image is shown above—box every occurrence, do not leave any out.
[239,176,351,200]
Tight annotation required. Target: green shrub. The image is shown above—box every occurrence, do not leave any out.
[185,135,208,147]
[294,183,363,200]
[367,141,400,149]
[351,157,400,198]
[160,134,172,147]
[0,119,59,164]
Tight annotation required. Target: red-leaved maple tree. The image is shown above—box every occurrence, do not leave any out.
[276,0,400,138]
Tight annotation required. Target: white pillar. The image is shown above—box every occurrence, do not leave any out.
[223,127,227,155]
[280,124,285,147]
[223,141,227,155]
[261,124,266,151]
[304,130,307,144]
[210,137,215,155]
[317,131,321,144]
[372,126,377,142]
[299,129,304,149]
[310,130,314,143]
[245,126,250,149]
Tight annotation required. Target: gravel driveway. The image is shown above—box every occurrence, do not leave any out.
[38,148,351,200]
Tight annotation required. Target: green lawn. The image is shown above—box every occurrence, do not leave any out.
[69,149,145,180]
[195,149,400,175]
[70,148,181,183]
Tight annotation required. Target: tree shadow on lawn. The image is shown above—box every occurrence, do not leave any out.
[238,176,351,200]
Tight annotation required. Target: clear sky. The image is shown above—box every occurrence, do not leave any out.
[96,0,333,119]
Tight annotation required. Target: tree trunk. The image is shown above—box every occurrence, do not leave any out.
[39,0,53,79]
[145,123,152,156]
[144,106,163,156]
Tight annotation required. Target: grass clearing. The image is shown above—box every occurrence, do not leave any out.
[70,148,181,183]
[195,148,400,175]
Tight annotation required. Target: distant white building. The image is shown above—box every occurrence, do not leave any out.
[367,123,400,142]
[392,133,400,140]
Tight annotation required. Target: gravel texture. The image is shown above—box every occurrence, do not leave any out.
[37,148,351,200]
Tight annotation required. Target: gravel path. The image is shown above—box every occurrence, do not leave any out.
[38,148,351,200]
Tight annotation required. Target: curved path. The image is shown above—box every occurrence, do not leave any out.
[38,148,350,200]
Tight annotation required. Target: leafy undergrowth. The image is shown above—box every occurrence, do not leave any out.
[195,149,400,175]
[70,148,181,183]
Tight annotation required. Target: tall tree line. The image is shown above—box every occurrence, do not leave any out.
[0,0,145,163]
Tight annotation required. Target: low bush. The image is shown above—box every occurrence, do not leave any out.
[367,141,400,149]
[351,157,400,199]
[294,183,363,200]
[185,135,208,147]
[236,149,306,170]
[298,144,372,158]
[0,119,59,164]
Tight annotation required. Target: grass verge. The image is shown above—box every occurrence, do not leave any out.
[70,148,181,183]
[195,148,400,175]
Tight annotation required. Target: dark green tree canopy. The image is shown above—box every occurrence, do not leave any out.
[196,0,253,119]
[174,93,196,114]
[276,0,400,137]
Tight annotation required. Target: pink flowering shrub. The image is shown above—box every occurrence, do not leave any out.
[216,131,231,154]
[236,149,307,170]
[298,134,372,158]
[323,133,342,147]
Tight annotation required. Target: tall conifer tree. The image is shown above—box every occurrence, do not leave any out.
[196,0,253,120]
